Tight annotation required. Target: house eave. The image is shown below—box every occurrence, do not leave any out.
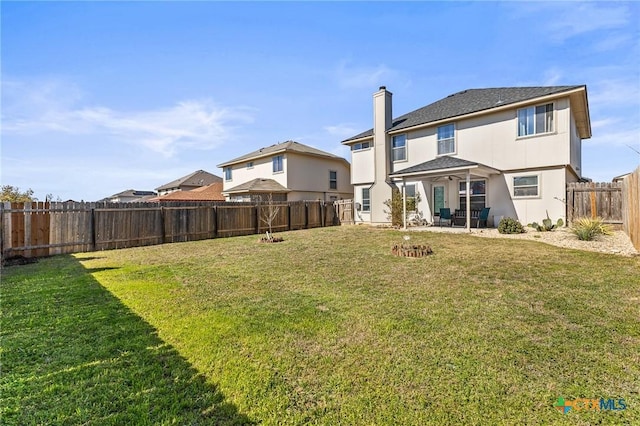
[218,149,349,168]
[341,135,374,145]
[389,164,502,180]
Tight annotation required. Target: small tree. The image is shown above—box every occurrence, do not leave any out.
[259,193,280,240]
[0,185,37,202]
[383,187,421,227]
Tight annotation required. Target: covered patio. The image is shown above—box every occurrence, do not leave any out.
[389,156,501,230]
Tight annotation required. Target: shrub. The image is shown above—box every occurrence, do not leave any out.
[383,188,420,227]
[571,217,613,241]
[498,217,526,234]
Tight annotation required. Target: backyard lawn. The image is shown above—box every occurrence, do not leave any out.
[2,226,639,425]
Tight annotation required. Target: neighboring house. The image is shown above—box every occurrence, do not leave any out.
[612,173,631,183]
[217,141,352,202]
[155,170,222,196]
[343,85,592,227]
[101,189,157,203]
[150,182,225,203]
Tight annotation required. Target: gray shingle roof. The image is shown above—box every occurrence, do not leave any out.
[155,170,222,191]
[110,189,157,197]
[224,178,290,194]
[344,86,584,142]
[390,156,481,176]
[217,140,346,167]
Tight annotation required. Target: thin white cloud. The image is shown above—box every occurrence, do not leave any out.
[589,128,640,148]
[511,3,631,43]
[592,33,634,52]
[324,123,359,138]
[2,78,253,157]
[542,68,563,86]
[334,61,395,89]
[589,77,640,108]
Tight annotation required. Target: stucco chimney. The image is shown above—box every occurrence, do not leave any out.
[370,86,394,223]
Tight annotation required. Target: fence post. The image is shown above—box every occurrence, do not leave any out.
[0,203,4,261]
[255,204,260,235]
[159,206,166,244]
[304,202,309,229]
[90,207,96,251]
[212,205,218,238]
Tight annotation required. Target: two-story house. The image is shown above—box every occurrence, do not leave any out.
[343,86,591,227]
[217,140,352,202]
[155,170,222,196]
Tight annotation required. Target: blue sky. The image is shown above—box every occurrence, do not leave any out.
[2,1,639,201]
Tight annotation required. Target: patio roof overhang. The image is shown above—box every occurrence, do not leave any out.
[388,155,501,181]
[388,156,502,231]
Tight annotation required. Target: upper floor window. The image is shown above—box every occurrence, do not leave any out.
[513,175,539,197]
[437,124,455,155]
[272,155,283,173]
[246,161,253,169]
[351,141,371,151]
[329,171,337,190]
[224,167,232,181]
[518,103,553,137]
[392,135,406,161]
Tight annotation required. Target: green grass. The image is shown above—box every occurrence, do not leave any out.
[2,226,639,424]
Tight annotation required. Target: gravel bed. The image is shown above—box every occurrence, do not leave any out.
[417,226,639,257]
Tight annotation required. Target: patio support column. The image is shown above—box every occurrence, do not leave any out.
[466,170,471,231]
[402,179,407,230]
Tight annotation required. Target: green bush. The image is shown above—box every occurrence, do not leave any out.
[498,217,526,234]
[383,188,420,227]
[571,217,614,241]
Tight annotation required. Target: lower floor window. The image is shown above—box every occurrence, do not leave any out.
[362,188,371,212]
[513,176,539,197]
[405,184,417,211]
[459,180,486,210]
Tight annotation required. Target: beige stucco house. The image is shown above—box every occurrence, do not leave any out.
[343,86,592,228]
[155,170,222,196]
[217,141,352,202]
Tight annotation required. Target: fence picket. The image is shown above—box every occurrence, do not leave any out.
[0,200,342,260]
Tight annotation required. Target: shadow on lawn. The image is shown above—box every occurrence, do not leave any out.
[1,255,254,425]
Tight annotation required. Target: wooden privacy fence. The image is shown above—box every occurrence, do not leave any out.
[0,200,339,260]
[621,167,640,251]
[566,182,622,224]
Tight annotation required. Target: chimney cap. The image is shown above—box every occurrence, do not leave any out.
[379,86,386,90]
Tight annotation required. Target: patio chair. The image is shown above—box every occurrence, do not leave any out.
[476,207,490,228]
[438,208,452,227]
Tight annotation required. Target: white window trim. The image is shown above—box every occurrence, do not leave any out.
[272,155,284,174]
[224,167,232,181]
[329,170,338,190]
[361,187,371,212]
[392,134,407,163]
[512,174,541,199]
[516,102,556,139]
[458,179,487,209]
[246,162,254,169]
[437,123,456,156]
[351,141,372,152]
